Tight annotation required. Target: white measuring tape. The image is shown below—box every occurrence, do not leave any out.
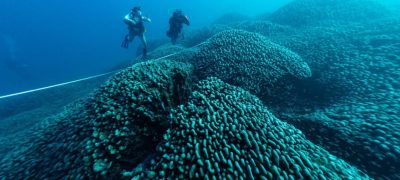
[0,71,117,99]
[0,42,206,100]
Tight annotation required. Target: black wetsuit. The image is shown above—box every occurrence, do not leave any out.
[121,12,151,57]
[167,14,190,44]
[125,13,148,38]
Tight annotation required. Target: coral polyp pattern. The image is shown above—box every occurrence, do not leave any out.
[134,77,367,179]
[193,30,311,98]
[1,0,399,179]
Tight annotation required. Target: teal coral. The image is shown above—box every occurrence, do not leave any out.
[212,13,252,25]
[138,44,197,64]
[192,29,311,97]
[1,1,399,179]
[0,100,94,179]
[178,6,400,178]
[0,60,193,179]
[85,59,193,177]
[232,20,294,37]
[133,77,368,179]
[182,24,232,48]
[261,4,400,178]
[268,0,391,27]
[143,44,186,60]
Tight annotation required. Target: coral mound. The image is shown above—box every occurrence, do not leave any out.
[0,60,193,179]
[142,44,185,61]
[267,17,400,179]
[142,44,197,64]
[269,0,390,27]
[85,59,193,177]
[232,20,293,37]
[133,77,368,179]
[212,13,252,25]
[182,24,232,48]
[192,29,311,98]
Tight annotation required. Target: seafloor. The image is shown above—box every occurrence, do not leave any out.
[0,0,399,179]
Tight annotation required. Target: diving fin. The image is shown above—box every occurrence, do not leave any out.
[121,35,129,48]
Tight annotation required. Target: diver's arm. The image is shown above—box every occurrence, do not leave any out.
[183,15,190,26]
[124,14,136,24]
[142,16,152,23]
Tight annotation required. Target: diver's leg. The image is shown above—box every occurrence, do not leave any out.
[139,34,147,50]
[139,34,148,57]
[172,37,177,45]
[128,32,135,42]
[171,31,179,45]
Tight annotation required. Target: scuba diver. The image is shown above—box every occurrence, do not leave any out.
[121,6,151,57]
[166,10,190,45]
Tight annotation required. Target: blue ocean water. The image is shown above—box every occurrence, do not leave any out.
[0,0,291,95]
[0,0,399,179]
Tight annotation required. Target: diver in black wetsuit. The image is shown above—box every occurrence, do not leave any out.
[166,10,190,45]
[121,6,152,57]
